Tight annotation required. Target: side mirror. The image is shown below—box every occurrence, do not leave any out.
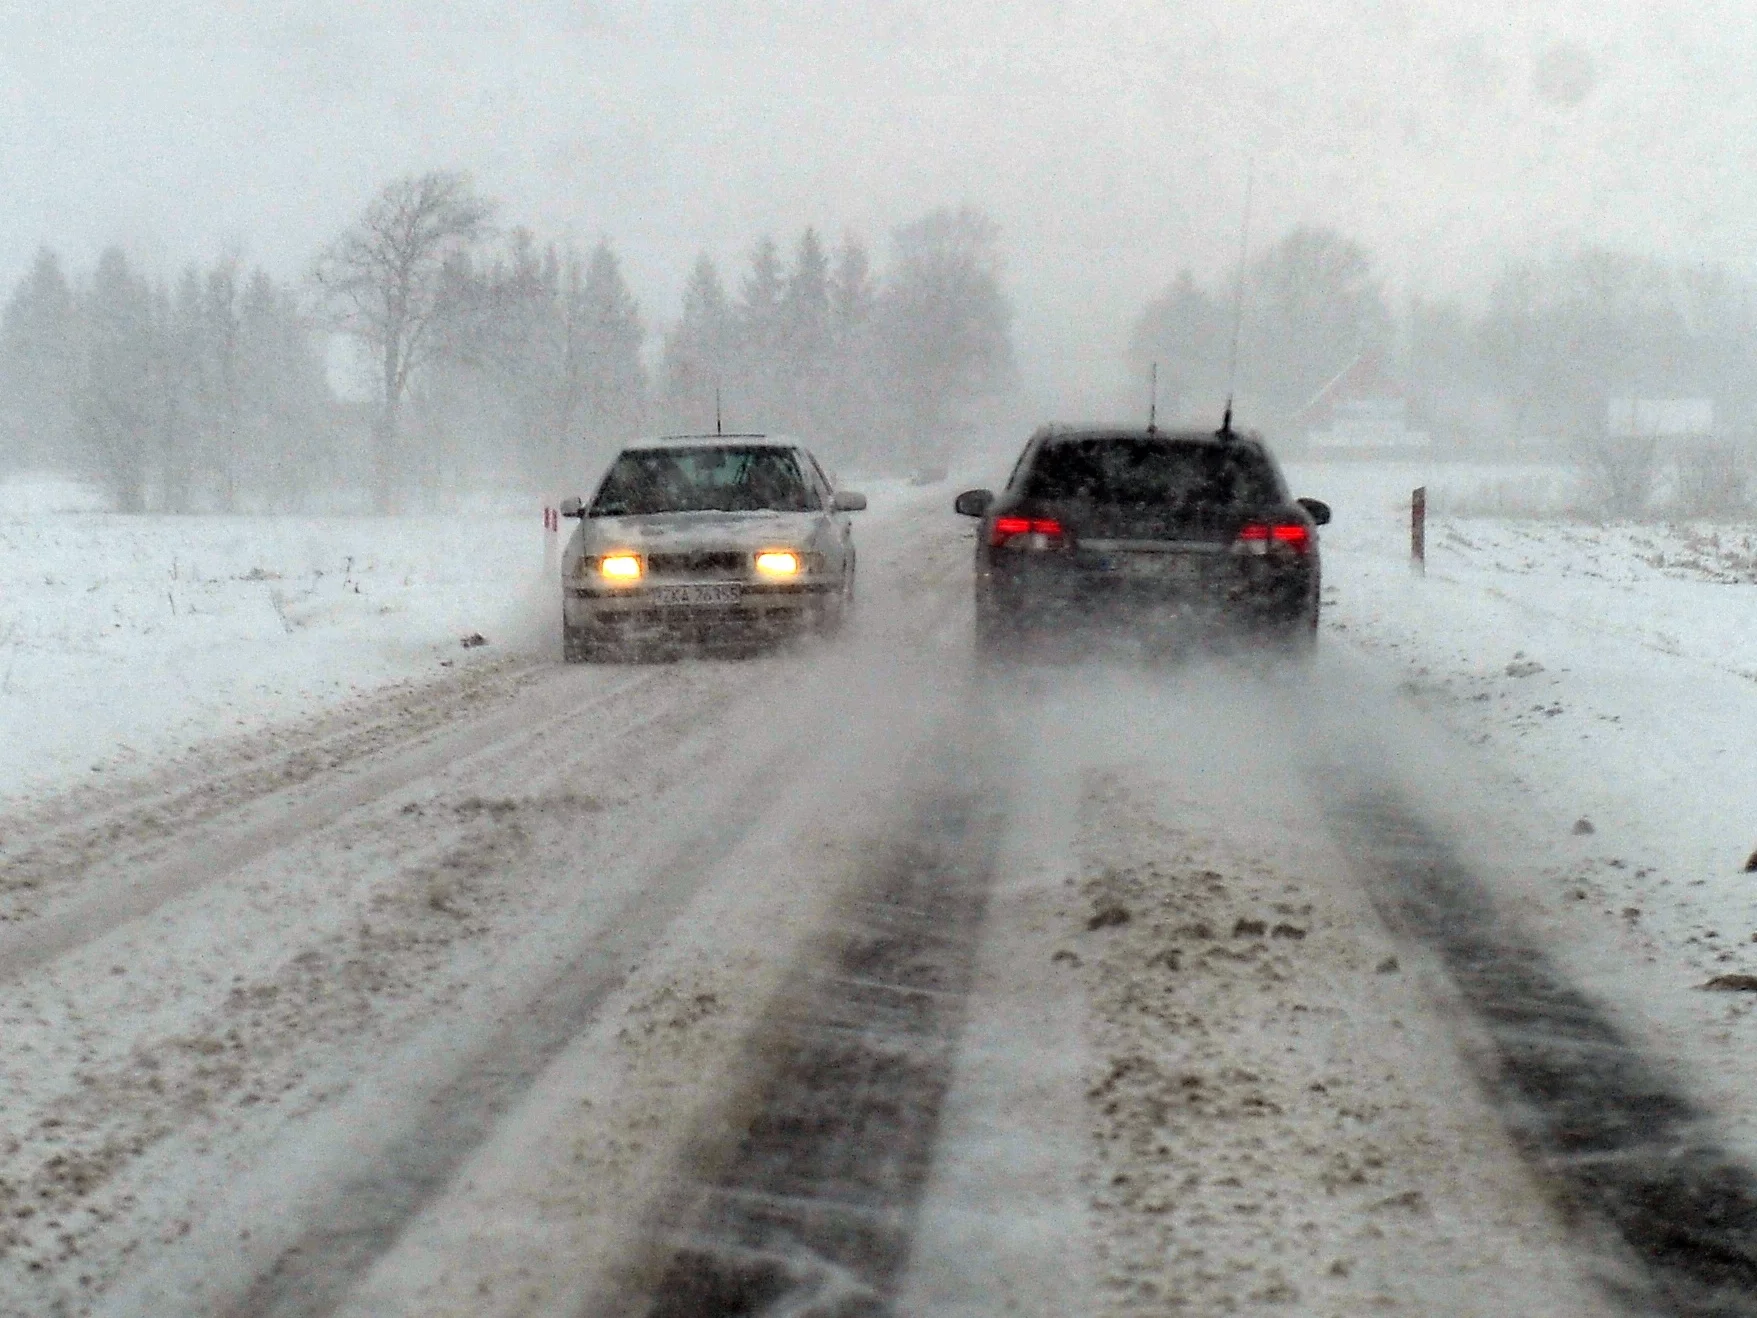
[558,497,584,518]
[832,490,867,512]
[954,489,994,518]
[1297,497,1331,526]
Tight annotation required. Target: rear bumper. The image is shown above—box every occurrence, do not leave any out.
[977,556,1316,630]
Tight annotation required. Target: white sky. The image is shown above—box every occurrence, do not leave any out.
[5,0,1755,410]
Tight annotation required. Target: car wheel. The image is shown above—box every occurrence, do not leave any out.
[818,564,855,637]
[563,623,614,664]
[974,608,1014,662]
[1273,609,1318,660]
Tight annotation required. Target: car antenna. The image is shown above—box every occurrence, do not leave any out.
[1220,160,1255,441]
[1147,362,1158,435]
[715,386,723,437]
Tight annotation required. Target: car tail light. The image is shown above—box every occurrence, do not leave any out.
[990,515,1065,548]
[1234,522,1310,555]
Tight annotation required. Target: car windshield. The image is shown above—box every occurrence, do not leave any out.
[590,446,818,515]
[1023,438,1281,512]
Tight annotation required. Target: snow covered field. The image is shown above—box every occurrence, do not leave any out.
[3,459,1757,1313]
[0,477,554,806]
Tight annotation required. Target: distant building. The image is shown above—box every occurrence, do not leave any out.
[1606,398,1714,440]
[1299,353,1431,452]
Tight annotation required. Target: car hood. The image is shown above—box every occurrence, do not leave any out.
[582,510,824,551]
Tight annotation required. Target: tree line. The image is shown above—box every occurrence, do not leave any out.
[0,172,1015,513]
[1130,225,1757,460]
[1,248,330,513]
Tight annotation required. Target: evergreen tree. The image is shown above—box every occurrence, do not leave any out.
[737,236,786,425]
[576,240,646,456]
[781,228,831,433]
[662,254,735,432]
[0,248,79,474]
[156,269,206,513]
[831,235,875,334]
[200,259,245,511]
[79,247,157,512]
[825,233,881,465]
[239,268,329,510]
[879,207,1015,464]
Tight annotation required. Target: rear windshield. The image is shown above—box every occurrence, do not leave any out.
[1023,438,1281,511]
[590,446,818,515]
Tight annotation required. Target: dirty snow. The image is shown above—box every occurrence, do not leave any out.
[1294,458,1757,1165]
[4,458,1757,1311]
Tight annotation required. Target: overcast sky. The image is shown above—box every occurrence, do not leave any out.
[4,0,1755,410]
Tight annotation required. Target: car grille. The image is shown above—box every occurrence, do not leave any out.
[646,551,746,577]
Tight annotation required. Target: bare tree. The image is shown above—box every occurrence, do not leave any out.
[1239,226,1392,428]
[1576,434,1659,518]
[312,172,492,512]
[1673,441,1751,517]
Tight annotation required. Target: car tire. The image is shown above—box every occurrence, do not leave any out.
[974,607,1014,663]
[817,563,856,638]
[1273,608,1318,660]
[562,623,612,664]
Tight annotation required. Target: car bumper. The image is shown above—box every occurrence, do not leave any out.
[977,557,1315,630]
[564,580,837,644]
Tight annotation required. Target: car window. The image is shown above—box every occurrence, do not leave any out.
[590,446,821,515]
[1004,438,1039,491]
[1023,439,1281,512]
[804,450,835,501]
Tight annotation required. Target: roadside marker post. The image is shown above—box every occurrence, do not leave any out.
[543,506,559,580]
[1411,486,1427,575]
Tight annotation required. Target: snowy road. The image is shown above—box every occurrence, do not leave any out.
[4,477,1757,1315]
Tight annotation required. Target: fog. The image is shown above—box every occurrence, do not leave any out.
[5,0,1756,421]
[13,8,1757,1312]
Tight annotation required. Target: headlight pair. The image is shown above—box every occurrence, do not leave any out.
[588,550,806,583]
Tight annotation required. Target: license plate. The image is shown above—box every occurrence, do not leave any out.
[650,583,743,606]
[1108,554,1201,580]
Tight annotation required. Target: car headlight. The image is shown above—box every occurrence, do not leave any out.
[754,550,801,577]
[599,553,643,582]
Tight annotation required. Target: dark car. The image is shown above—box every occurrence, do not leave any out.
[953,425,1330,656]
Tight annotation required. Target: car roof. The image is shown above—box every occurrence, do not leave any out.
[632,434,801,450]
[1032,424,1270,453]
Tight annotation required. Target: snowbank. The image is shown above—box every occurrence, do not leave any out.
[0,511,554,805]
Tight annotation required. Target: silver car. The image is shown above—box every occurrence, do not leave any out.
[558,436,866,661]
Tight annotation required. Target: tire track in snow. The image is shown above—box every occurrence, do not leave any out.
[622,768,1004,1317]
[0,655,545,895]
[1327,785,1757,1316]
[216,735,804,1318]
[0,665,666,983]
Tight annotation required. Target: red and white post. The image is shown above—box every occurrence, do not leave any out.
[542,504,560,581]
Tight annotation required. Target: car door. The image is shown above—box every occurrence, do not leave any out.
[804,449,852,576]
